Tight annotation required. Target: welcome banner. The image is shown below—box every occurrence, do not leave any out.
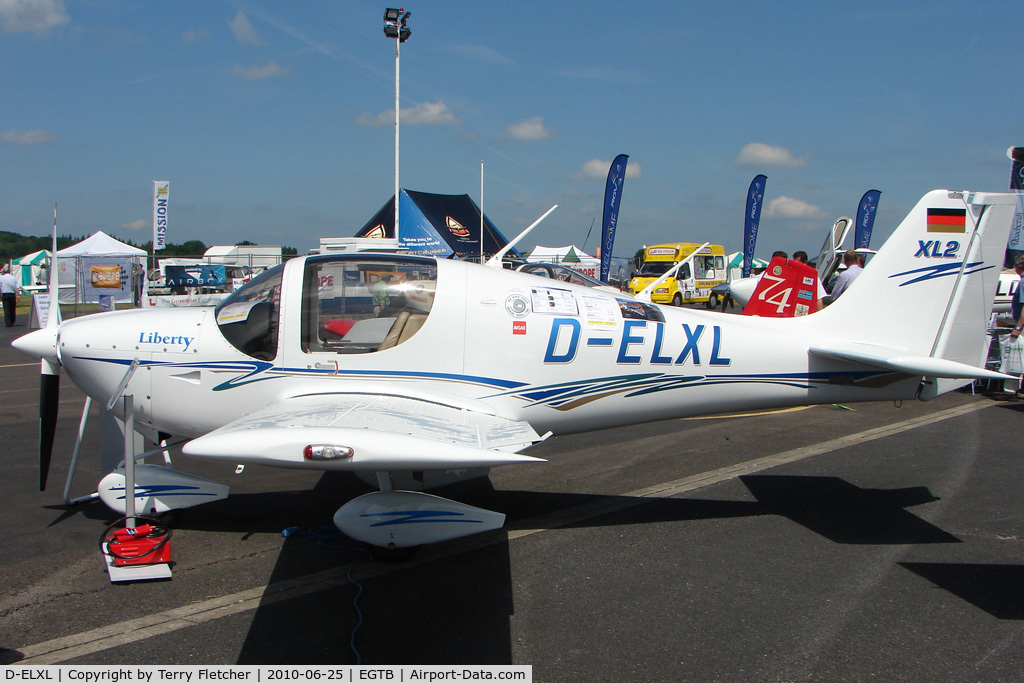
[600,154,629,283]
[1007,147,1024,257]
[854,189,881,249]
[742,175,767,278]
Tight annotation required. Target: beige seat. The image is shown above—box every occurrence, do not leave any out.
[377,311,427,351]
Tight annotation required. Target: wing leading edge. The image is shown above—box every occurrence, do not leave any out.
[181,394,548,470]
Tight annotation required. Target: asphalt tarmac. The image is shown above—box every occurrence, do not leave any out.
[1,317,1023,680]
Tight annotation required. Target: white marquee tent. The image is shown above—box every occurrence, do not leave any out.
[525,245,601,278]
[727,251,769,281]
[56,231,147,304]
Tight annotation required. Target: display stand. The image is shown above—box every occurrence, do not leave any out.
[102,387,172,582]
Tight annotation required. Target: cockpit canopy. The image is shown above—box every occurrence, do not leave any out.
[300,256,437,354]
[214,255,438,360]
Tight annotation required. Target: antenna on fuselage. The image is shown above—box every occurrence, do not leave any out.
[485,205,558,269]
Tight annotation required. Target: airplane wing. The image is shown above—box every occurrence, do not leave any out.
[181,394,548,470]
[808,341,1009,380]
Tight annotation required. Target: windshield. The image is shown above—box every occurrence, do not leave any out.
[638,262,675,277]
[518,263,607,288]
[638,261,691,280]
[215,264,284,360]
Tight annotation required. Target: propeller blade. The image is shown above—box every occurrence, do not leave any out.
[39,361,60,491]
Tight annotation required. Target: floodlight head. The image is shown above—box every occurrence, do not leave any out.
[383,7,410,41]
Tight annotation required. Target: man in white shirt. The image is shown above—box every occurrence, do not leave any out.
[0,265,19,327]
[829,250,863,301]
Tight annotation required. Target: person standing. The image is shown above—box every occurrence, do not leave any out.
[372,274,392,317]
[1,265,19,327]
[829,250,863,300]
[998,254,1024,393]
[1007,255,1024,339]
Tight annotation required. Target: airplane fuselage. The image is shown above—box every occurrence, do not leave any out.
[54,254,919,444]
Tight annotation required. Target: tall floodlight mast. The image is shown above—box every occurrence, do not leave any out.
[383,8,411,246]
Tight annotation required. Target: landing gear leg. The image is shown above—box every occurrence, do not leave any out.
[358,471,421,561]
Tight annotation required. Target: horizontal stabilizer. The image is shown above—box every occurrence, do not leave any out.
[809,341,1011,380]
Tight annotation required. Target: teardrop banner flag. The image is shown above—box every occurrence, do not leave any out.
[600,154,628,283]
[854,189,881,249]
[1007,147,1024,255]
[742,175,767,278]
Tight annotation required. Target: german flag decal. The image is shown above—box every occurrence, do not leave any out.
[927,208,966,233]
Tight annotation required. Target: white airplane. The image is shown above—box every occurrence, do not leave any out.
[12,189,1018,556]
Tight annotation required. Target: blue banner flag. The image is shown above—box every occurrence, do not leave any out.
[1011,147,1024,191]
[600,154,629,282]
[1007,147,1024,255]
[742,175,767,278]
[854,189,881,250]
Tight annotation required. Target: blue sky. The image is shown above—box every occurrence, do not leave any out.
[2,1,1022,260]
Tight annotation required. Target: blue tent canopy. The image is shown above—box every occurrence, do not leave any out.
[355,189,516,259]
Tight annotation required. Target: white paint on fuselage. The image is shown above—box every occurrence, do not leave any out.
[53,256,922,442]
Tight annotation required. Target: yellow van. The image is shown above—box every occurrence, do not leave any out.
[628,243,727,306]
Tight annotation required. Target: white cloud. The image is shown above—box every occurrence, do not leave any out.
[448,44,514,65]
[505,116,553,142]
[226,61,291,80]
[354,101,460,127]
[578,158,643,181]
[404,101,459,125]
[1,129,58,145]
[766,195,823,219]
[0,0,68,34]
[229,10,260,45]
[183,28,211,44]
[735,142,808,168]
[123,219,148,230]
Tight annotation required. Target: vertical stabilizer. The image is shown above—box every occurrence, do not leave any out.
[815,191,1016,384]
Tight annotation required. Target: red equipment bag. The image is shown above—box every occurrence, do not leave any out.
[101,516,172,567]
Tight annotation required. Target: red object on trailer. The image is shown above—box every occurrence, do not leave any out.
[107,536,171,566]
[103,520,172,567]
[742,256,820,318]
